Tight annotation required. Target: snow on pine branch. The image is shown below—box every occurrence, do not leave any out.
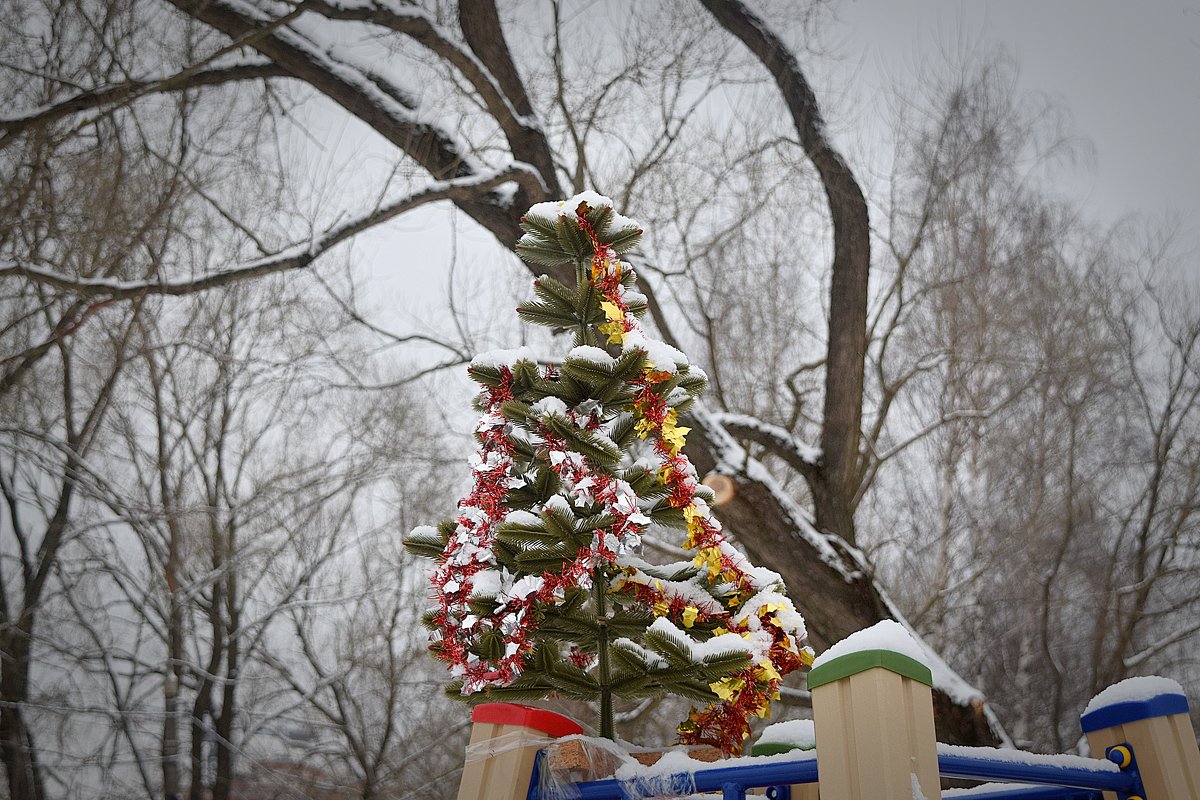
[0,166,542,299]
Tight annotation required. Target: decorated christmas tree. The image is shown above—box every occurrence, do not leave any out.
[405,192,813,753]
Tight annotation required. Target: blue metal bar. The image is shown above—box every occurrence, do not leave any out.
[549,755,820,800]
[945,787,1101,800]
[532,747,1136,800]
[937,754,1140,794]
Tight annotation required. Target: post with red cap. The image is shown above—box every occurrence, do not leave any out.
[1080,678,1200,800]
[456,703,583,800]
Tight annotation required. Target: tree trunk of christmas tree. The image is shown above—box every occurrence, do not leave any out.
[593,569,614,740]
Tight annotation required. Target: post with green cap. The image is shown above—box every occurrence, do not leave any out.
[751,720,819,800]
[456,702,583,800]
[1080,677,1200,800]
[809,621,941,800]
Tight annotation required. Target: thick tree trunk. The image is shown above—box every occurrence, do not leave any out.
[697,0,871,547]
[0,627,45,800]
[684,415,1000,745]
[674,4,993,736]
[213,566,239,800]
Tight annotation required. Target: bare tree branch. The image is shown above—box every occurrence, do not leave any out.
[1,166,542,299]
[708,411,821,482]
[0,62,287,142]
[162,0,528,245]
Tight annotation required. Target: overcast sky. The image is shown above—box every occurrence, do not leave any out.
[824,0,1199,260]
[351,0,1200,325]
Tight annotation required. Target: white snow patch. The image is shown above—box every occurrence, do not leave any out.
[1084,676,1185,714]
[503,510,541,527]
[612,638,668,670]
[647,617,756,662]
[472,346,533,369]
[943,783,1042,797]
[614,749,702,782]
[812,620,928,669]
[531,396,570,417]
[623,289,648,306]
[409,524,438,539]
[567,345,616,368]
[937,744,1120,774]
[526,191,642,230]
[731,591,809,643]
[757,719,815,749]
[469,569,501,598]
[623,330,687,374]
[544,494,574,517]
[912,772,929,800]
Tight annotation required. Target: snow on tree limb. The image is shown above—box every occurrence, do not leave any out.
[691,405,857,582]
[303,0,534,133]
[708,411,821,476]
[168,0,473,173]
[165,0,540,244]
[300,0,561,200]
[0,166,543,299]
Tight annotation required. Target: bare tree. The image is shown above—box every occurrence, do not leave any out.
[0,0,1017,748]
[11,0,1200,781]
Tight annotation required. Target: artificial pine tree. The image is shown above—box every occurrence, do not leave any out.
[405,192,813,753]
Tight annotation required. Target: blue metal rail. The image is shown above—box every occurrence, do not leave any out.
[552,755,817,799]
[938,752,1140,795]
[944,787,1101,800]
[531,742,1144,800]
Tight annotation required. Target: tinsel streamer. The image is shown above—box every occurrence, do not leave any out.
[576,210,813,753]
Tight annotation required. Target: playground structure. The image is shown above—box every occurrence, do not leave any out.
[453,622,1200,800]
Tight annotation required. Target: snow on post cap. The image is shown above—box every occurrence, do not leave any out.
[812,620,927,668]
[1080,676,1190,733]
[754,719,816,755]
[807,620,932,689]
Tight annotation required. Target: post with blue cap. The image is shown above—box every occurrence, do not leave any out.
[810,623,941,800]
[1080,677,1200,800]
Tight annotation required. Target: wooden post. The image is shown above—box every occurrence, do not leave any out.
[810,636,941,800]
[456,702,583,800]
[1081,678,1200,800]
